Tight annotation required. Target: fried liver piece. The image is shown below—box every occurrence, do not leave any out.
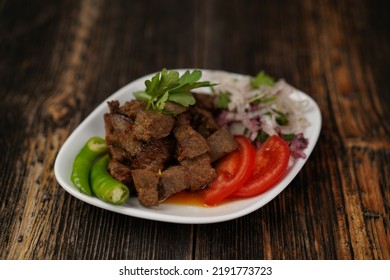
[189,106,220,138]
[133,109,175,142]
[131,169,160,207]
[104,113,141,160]
[180,154,217,191]
[207,127,238,162]
[158,166,190,202]
[174,124,210,161]
[115,100,146,119]
[108,159,133,185]
[131,138,172,172]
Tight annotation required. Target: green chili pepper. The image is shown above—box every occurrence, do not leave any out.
[70,137,107,196]
[90,154,130,205]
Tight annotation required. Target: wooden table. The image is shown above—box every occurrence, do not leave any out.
[1,0,388,260]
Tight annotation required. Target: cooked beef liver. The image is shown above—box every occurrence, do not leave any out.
[107,145,132,164]
[116,100,146,119]
[119,134,142,157]
[107,132,141,157]
[132,169,159,207]
[108,159,133,185]
[104,113,132,132]
[131,138,172,172]
[207,127,238,162]
[190,106,220,138]
[107,100,121,114]
[181,154,217,191]
[174,124,210,161]
[159,154,216,200]
[159,166,189,201]
[164,101,189,115]
[193,93,215,110]
[104,113,141,158]
[175,111,191,126]
[133,109,175,141]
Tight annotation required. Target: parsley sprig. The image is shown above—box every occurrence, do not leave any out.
[134,69,216,112]
[250,70,275,88]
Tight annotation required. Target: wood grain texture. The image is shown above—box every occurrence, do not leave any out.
[0,0,388,260]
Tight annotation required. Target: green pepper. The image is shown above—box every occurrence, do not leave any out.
[90,154,130,205]
[70,137,107,196]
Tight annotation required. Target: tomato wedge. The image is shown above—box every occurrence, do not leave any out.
[203,136,255,206]
[231,135,290,198]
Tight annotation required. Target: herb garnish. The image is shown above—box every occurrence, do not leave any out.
[250,70,275,88]
[273,109,289,125]
[134,68,216,112]
[215,90,231,109]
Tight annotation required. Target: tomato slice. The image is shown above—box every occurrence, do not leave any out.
[231,135,290,198]
[203,135,255,206]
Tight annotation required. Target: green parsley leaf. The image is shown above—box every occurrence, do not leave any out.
[133,91,150,102]
[249,95,277,104]
[273,109,289,125]
[156,91,169,111]
[215,91,231,109]
[177,69,202,85]
[168,91,196,107]
[134,69,215,112]
[250,70,275,88]
[158,69,179,93]
[256,131,269,143]
[282,133,295,141]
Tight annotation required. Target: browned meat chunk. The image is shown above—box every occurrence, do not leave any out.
[107,100,146,119]
[107,100,121,114]
[104,113,141,158]
[175,111,191,126]
[174,124,209,161]
[106,145,131,163]
[107,132,141,157]
[104,113,132,133]
[108,159,133,185]
[116,100,146,119]
[131,138,172,172]
[132,169,159,207]
[159,166,189,201]
[190,106,220,137]
[181,154,217,191]
[133,109,175,141]
[193,93,215,110]
[164,101,189,115]
[207,127,238,162]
